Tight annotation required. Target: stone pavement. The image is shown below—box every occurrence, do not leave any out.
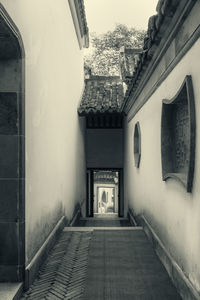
[21,231,92,300]
[20,218,182,300]
[83,229,182,300]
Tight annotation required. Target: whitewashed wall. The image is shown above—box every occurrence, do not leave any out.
[1,0,86,263]
[124,38,200,292]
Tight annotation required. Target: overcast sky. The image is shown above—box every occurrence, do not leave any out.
[84,0,158,34]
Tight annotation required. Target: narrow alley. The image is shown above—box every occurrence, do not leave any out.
[20,217,181,300]
[0,0,199,299]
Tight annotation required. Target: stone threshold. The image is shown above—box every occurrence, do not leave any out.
[64,226,143,231]
[0,282,23,300]
[80,217,129,221]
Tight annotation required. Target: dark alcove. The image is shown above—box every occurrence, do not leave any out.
[134,122,141,168]
[161,75,195,192]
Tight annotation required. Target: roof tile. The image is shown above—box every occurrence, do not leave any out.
[78,76,124,115]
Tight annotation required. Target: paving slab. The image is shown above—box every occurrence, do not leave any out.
[83,230,182,300]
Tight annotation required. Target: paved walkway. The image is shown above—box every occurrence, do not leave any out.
[21,218,182,299]
[21,231,92,300]
[83,229,181,300]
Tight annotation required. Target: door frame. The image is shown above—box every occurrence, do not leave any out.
[86,168,124,217]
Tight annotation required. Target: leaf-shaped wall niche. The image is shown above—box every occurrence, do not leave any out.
[161,75,195,192]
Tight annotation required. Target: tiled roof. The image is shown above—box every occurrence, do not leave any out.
[122,0,180,108]
[78,76,124,115]
[79,0,180,116]
[119,47,143,84]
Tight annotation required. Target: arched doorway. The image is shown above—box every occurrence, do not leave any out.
[0,4,25,282]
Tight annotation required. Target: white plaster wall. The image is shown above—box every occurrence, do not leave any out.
[1,0,86,263]
[124,38,200,292]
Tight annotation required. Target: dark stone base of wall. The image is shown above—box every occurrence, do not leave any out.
[69,202,82,226]
[127,208,137,226]
[0,219,25,282]
[128,208,200,300]
[0,265,24,282]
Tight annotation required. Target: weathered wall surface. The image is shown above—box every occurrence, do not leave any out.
[86,129,123,168]
[124,36,200,293]
[1,0,86,264]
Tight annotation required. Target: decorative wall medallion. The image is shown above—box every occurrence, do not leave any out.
[161,75,195,192]
[134,122,141,168]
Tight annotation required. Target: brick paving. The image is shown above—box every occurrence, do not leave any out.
[21,219,182,300]
[21,231,92,300]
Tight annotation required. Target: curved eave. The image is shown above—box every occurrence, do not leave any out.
[78,108,122,116]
